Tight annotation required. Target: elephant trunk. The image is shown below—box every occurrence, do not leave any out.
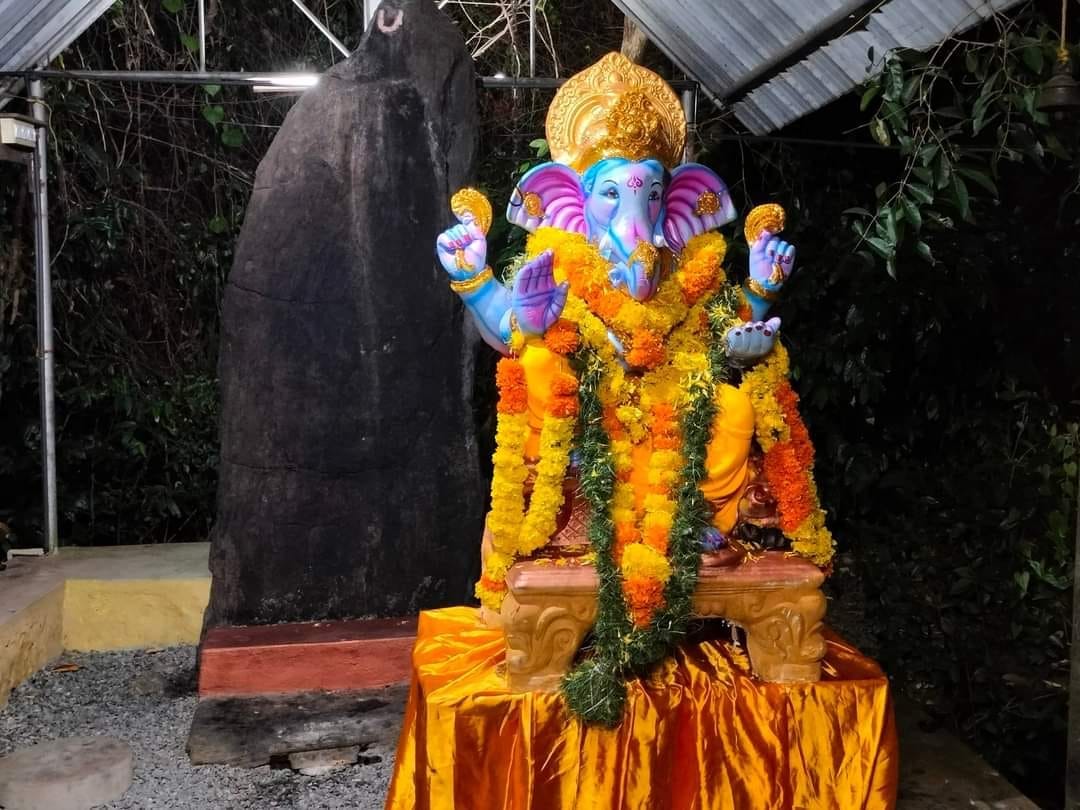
[624,241,661,301]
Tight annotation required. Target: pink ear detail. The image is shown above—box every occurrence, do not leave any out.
[662,164,737,255]
[506,162,586,235]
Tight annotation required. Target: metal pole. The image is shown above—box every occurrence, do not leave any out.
[28,77,58,555]
[287,0,350,58]
[681,86,697,162]
[363,0,378,29]
[528,0,536,78]
[1066,491,1080,808]
[197,0,206,73]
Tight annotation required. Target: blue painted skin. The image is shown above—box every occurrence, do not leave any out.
[435,159,796,362]
[583,158,667,302]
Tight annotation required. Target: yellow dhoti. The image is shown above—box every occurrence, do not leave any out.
[519,345,755,535]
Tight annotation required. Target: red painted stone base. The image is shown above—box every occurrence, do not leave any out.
[198,617,417,697]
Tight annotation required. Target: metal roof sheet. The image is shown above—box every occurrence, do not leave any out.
[0,0,116,107]
[0,0,1032,131]
[615,0,1027,134]
[733,0,1026,133]
[611,0,871,102]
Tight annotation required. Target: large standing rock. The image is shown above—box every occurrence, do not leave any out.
[205,0,484,626]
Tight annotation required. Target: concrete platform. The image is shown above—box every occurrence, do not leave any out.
[0,543,210,706]
[896,698,1039,809]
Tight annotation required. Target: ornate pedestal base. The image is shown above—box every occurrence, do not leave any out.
[498,551,825,691]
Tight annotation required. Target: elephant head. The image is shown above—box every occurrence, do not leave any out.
[506,158,737,301]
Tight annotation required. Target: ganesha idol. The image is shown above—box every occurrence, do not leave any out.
[436,53,834,724]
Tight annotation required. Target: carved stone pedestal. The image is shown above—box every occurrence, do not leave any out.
[496,552,825,692]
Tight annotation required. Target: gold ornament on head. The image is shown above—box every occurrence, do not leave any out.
[546,52,686,172]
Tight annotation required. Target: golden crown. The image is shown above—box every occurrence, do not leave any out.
[546,52,686,172]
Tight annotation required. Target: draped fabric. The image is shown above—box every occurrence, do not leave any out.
[386,607,898,810]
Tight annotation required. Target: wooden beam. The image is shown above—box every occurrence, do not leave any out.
[187,686,407,767]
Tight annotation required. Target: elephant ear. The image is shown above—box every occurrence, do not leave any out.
[662,164,737,255]
[506,162,586,235]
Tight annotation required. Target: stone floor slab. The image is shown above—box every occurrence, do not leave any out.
[0,736,132,810]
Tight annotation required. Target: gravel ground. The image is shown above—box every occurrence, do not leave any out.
[0,647,398,809]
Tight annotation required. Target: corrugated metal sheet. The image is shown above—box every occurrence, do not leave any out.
[0,0,1031,130]
[611,0,871,102]
[0,0,116,107]
[735,0,1027,133]
[615,0,1027,134]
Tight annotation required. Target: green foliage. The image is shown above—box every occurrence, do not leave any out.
[705,94,1078,802]
[0,0,362,546]
[854,17,1073,277]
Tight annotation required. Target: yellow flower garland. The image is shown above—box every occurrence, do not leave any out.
[739,344,836,565]
[738,343,791,450]
[480,226,835,615]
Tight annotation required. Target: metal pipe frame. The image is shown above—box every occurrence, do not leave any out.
[363,0,378,29]
[28,77,58,555]
[480,75,699,91]
[0,69,326,86]
[0,69,700,93]
[528,0,536,78]
[198,0,207,73]
[287,0,350,58]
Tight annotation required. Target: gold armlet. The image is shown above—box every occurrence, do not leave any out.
[744,277,779,302]
[450,266,494,295]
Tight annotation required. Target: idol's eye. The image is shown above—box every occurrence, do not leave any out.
[649,189,661,201]
[604,187,619,199]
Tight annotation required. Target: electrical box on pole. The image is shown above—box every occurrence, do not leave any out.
[0,114,37,150]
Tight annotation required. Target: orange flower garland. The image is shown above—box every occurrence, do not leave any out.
[524,228,727,372]
[543,318,581,355]
[514,229,731,629]
[479,357,578,611]
[739,344,835,565]
[483,228,833,627]
[607,402,683,627]
[495,359,528,414]
[626,328,666,369]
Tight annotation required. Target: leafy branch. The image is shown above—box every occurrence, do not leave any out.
[852,13,1072,275]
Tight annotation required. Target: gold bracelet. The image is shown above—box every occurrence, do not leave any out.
[450,266,494,295]
[745,277,779,302]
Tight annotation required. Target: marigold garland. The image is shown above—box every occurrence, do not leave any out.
[543,319,581,355]
[738,344,836,565]
[478,226,836,722]
[479,357,577,611]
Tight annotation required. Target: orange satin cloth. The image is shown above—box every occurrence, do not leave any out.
[385,607,898,810]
